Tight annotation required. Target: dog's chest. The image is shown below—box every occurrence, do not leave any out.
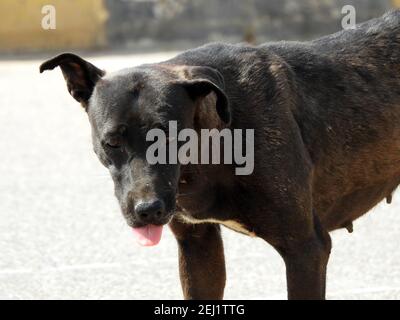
[178,213,256,237]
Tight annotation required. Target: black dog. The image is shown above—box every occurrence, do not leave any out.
[40,10,400,299]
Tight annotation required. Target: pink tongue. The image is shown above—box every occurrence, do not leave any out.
[132,225,163,246]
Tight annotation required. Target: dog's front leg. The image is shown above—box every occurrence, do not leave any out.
[275,215,332,300]
[169,217,226,300]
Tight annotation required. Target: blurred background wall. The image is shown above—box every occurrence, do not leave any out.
[0,0,397,54]
[0,0,107,53]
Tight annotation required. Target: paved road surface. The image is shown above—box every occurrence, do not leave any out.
[0,52,399,299]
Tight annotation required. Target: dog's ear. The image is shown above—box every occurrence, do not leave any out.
[40,53,105,107]
[177,66,230,125]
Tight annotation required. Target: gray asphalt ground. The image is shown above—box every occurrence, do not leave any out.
[0,52,400,300]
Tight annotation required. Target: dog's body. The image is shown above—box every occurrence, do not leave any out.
[171,13,400,232]
[41,10,400,299]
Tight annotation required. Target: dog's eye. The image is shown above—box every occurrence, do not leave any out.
[105,136,123,149]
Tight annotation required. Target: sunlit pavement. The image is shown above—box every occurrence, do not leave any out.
[0,52,399,300]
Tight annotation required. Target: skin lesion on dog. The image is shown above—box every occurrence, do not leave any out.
[40,9,400,300]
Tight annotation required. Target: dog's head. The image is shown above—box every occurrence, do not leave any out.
[40,53,230,244]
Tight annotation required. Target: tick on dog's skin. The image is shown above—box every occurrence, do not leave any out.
[40,10,400,300]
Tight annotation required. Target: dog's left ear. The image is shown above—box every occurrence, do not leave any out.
[177,66,231,125]
[40,53,105,107]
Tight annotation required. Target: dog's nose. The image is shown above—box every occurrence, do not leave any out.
[135,199,166,224]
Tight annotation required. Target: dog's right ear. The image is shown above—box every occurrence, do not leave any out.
[40,53,105,107]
